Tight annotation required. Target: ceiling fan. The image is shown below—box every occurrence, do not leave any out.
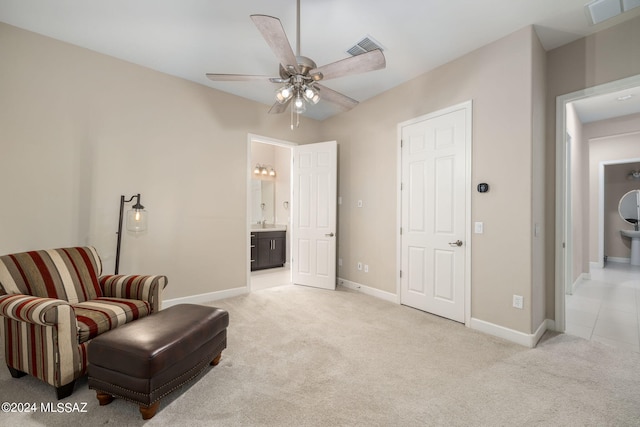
[205,0,386,126]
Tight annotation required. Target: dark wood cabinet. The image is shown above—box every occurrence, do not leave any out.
[251,230,285,271]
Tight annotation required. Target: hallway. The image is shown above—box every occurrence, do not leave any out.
[566,262,640,353]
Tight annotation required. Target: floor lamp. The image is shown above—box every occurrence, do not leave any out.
[115,193,147,274]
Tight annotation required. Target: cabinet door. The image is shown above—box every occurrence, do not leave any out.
[270,236,286,267]
[256,237,273,269]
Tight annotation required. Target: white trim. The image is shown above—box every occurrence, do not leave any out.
[598,154,640,269]
[555,74,640,334]
[470,317,553,348]
[590,261,604,270]
[338,278,397,304]
[396,100,473,325]
[571,273,590,294]
[163,286,248,308]
[607,256,630,264]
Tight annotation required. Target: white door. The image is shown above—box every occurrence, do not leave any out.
[292,141,337,290]
[400,103,470,323]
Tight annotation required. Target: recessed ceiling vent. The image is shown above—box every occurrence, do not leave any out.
[585,0,640,25]
[347,35,385,56]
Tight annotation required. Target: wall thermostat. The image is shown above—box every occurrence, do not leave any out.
[477,183,489,193]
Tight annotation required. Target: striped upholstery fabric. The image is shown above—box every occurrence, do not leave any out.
[73,297,151,343]
[0,294,68,325]
[100,274,167,313]
[0,246,168,394]
[1,304,78,387]
[0,247,102,303]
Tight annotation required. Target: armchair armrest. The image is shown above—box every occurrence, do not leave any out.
[0,294,71,326]
[99,275,168,312]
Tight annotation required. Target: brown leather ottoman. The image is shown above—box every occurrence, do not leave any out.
[87,303,229,420]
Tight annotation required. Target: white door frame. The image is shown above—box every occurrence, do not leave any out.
[396,100,473,326]
[554,74,640,332]
[598,155,640,266]
[246,133,297,291]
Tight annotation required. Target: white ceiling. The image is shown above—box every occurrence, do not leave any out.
[2,0,640,120]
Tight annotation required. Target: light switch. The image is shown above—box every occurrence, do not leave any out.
[474,222,484,234]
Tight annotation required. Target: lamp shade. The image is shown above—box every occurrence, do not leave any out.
[126,208,148,232]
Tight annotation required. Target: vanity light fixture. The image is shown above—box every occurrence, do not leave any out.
[253,164,276,177]
[115,193,148,274]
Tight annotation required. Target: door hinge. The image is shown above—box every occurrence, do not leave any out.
[400,227,403,235]
[400,139,403,148]
[400,182,403,191]
[400,270,403,278]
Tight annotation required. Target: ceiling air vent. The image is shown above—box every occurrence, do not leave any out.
[347,35,384,56]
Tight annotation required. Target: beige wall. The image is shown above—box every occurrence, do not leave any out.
[321,26,540,334]
[0,23,321,301]
[545,15,640,319]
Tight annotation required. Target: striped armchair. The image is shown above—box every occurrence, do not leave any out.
[0,247,167,399]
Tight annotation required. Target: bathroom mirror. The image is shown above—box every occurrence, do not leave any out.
[618,189,640,226]
[251,179,275,224]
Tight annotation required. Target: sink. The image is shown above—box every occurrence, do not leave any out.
[620,229,640,266]
[621,229,640,238]
[251,224,287,232]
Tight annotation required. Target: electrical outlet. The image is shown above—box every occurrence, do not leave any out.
[357,262,363,271]
[364,264,369,273]
[513,295,524,309]
[357,200,363,208]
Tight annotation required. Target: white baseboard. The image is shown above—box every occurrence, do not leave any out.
[163,286,248,308]
[338,278,397,304]
[590,261,604,270]
[571,273,590,293]
[606,257,630,264]
[470,317,554,348]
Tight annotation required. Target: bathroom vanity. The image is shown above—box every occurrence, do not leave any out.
[251,228,286,271]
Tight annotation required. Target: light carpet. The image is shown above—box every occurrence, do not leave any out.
[1,284,640,426]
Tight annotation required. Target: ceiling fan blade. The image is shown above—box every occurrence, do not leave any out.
[311,49,385,81]
[268,98,292,114]
[316,84,359,111]
[250,14,300,74]
[206,73,273,82]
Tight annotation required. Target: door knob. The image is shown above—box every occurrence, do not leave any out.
[325,232,335,237]
[448,240,463,247]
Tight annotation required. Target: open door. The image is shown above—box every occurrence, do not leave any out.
[292,141,337,290]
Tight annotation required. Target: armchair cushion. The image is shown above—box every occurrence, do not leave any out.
[73,298,151,344]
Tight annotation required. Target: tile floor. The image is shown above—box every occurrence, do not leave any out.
[565,261,640,353]
[250,267,292,291]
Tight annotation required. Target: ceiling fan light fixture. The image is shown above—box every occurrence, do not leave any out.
[303,86,320,104]
[293,94,306,114]
[276,85,293,103]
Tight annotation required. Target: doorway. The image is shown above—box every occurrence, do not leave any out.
[247,134,295,291]
[247,135,338,292]
[555,74,640,348]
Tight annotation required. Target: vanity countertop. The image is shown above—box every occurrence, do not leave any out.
[251,224,287,232]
